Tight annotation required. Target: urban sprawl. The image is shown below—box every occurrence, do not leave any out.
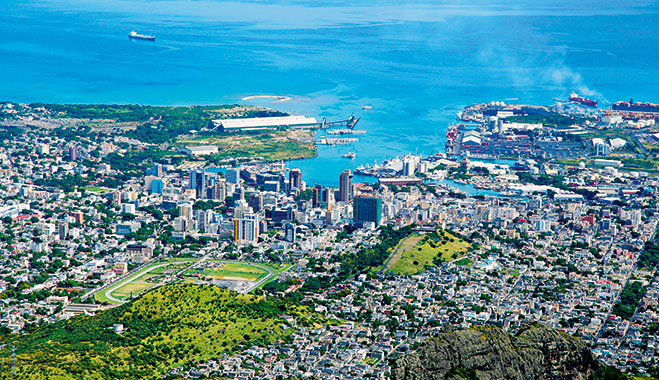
[3,97,659,379]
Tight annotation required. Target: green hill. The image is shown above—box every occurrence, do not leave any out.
[1,284,318,380]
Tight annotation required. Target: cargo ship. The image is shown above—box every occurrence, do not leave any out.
[612,99,659,113]
[129,31,156,41]
[569,92,597,108]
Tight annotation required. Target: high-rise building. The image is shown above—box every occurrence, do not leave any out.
[234,212,260,242]
[339,169,353,202]
[289,168,302,193]
[69,145,78,161]
[402,159,416,176]
[226,168,240,184]
[284,223,296,243]
[323,188,334,210]
[189,169,206,198]
[353,195,382,227]
[313,185,322,208]
[58,222,69,240]
[153,163,164,178]
[37,143,50,155]
[151,179,164,194]
[179,203,194,220]
[112,191,122,207]
[212,181,226,202]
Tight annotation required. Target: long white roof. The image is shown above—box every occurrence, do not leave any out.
[214,115,318,129]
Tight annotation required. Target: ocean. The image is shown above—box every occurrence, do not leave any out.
[3,0,659,186]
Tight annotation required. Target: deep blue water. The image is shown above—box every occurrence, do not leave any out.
[3,0,659,186]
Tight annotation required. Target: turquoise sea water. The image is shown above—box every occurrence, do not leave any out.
[3,1,659,186]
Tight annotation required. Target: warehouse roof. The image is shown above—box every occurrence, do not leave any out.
[212,115,318,130]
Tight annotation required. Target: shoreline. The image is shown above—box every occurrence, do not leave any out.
[241,95,292,102]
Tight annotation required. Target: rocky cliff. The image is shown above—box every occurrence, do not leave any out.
[391,325,599,380]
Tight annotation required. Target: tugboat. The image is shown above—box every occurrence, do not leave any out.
[129,31,156,41]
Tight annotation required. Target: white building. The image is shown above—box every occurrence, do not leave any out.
[234,212,260,243]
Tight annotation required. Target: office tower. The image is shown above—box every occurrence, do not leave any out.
[151,179,164,194]
[153,163,164,178]
[226,168,240,184]
[284,223,296,243]
[313,185,322,208]
[339,169,353,202]
[213,181,226,202]
[189,169,206,198]
[353,195,382,226]
[289,168,302,193]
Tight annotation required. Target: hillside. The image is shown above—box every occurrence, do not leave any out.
[0,284,319,380]
[385,230,469,275]
[391,325,603,380]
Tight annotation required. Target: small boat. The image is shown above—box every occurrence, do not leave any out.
[129,31,156,41]
[342,152,357,159]
[362,105,373,110]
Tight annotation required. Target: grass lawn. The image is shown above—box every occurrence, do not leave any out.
[386,231,469,275]
[111,278,155,300]
[84,186,111,194]
[177,130,316,161]
[96,258,198,304]
[186,261,270,282]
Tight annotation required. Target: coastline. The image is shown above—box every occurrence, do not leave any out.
[241,95,292,102]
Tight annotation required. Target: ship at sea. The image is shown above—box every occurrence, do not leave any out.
[569,92,597,108]
[129,31,156,41]
[612,98,659,113]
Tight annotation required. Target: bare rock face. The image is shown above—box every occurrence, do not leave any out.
[391,325,598,380]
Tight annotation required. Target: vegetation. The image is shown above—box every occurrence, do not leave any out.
[612,281,646,320]
[386,231,469,275]
[36,103,287,144]
[185,130,316,162]
[184,262,270,282]
[638,242,659,269]
[4,284,319,380]
[338,224,415,280]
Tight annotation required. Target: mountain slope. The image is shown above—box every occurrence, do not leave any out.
[391,325,599,380]
[1,284,318,380]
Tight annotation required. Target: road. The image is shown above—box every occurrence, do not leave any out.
[100,260,196,304]
[379,236,409,274]
[91,258,279,304]
[241,262,275,293]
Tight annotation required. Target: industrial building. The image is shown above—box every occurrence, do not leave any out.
[179,145,219,156]
[210,115,318,132]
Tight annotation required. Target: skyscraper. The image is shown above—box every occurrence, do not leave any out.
[153,163,164,178]
[58,222,69,240]
[339,169,353,202]
[69,145,78,161]
[289,168,302,193]
[353,195,382,227]
[226,168,240,184]
[189,169,206,198]
[151,179,164,194]
[313,185,322,208]
[234,212,260,243]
